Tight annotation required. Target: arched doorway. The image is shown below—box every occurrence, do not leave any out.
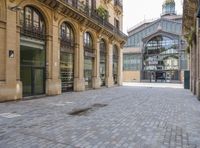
[20,6,46,96]
[60,22,75,92]
[99,39,107,86]
[113,45,118,85]
[84,32,94,89]
[143,35,179,82]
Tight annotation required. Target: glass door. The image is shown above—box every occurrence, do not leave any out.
[33,68,45,95]
[60,53,74,92]
[100,59,106,86]
[84,57,93,89]
[20,44,45,97]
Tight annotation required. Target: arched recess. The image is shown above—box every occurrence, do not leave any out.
[20,6,47,97]
[113,45,119,85]
[60,21,75,92]
[84,31,95,89]
[143,35,179,81]
[99,38,107,86]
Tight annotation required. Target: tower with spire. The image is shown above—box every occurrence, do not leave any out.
[162,0,176,16]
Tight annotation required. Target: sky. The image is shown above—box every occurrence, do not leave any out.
[123,0,183,34]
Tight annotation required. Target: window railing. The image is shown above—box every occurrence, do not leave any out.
[60,0,127,40]
[114,0,123,10]
[20,24,45,40]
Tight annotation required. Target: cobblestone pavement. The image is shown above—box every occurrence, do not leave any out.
[0,83,200,148]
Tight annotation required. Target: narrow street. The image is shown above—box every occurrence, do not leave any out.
[0,83,200,148]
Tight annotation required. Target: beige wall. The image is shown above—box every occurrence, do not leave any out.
[123,71,141,82]
[0,0,126,101]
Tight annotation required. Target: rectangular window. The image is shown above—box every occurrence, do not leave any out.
[114,18,120,30]
[123,54,141,71]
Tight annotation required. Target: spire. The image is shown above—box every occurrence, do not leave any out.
[162,0,176,16]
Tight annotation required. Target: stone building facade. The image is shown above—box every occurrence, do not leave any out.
[0,0,127,101]
[123,0,187,83]
[183,0,199,99]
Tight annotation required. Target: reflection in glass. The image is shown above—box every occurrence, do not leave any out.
[84,32,94,89]
[113,45,118,84]
[100,39,106,86]
[60,22,75,92]
[143,35,179,80]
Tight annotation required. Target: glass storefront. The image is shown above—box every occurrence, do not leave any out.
[60,22,75,92]
[113,45,118,84]
[143,35,180,81]
[100,39,106,86]
[84,32,94,89]
[20,6,46,97]
[20,44,45,96]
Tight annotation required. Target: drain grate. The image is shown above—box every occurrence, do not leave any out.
[68,103,108,116]
[92,103,108,108]
[0,113,21,118]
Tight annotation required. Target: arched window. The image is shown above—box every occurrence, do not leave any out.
[113,45,118,59]
[60,22,74,42]
[60,22,75,92]
[84,32,93,49]
[143,35,179,80]
[100,39,106,53]
[21,6,45,39]
[113,45,118,84]
[100,39,107,86]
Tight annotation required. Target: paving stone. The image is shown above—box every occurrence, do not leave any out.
[0,83,200,148]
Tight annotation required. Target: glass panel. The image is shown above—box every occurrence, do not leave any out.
[100,40,106,86]
[84,58,93,89]
[21,67,32,96]
[20,44,45,96]
[33,68,44,95]
[60,53,74,92]
[20,45,45,67]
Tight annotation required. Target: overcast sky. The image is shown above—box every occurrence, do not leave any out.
[123,0,183,34]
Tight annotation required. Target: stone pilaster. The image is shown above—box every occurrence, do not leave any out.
[46,20,61,96]
[118,48,123,86]
[74,29,85,91]
[92,38,101,89]
[0,8,22,101]
[106,42,114,87]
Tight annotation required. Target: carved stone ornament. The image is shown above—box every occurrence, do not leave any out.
[54,11,58,21]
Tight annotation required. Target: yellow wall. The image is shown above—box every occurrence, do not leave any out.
[123,71,141,82]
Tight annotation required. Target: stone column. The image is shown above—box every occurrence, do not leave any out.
[196,21,200,99]
[46,20,61,96]
[74,29,85,91]
[118,48,123,86]
[106,42,113,87]
[1,8,22,101]
[92,38,101,89]
[192,41,197,95]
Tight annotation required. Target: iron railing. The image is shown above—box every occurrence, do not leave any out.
[61,0,127,40]
[20,24,45,40]
[114,0,123,10]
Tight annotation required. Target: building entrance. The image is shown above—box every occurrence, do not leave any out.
[113,45,118,85]
[100,39,106,86]
[20,6,46,97]
[84,57,93,89]
[20,44,45,97]
[60,53,74,92]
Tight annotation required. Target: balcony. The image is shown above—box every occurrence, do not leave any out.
[114,0,123,14]
[103,0,112,4]
[38,0,127,42]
